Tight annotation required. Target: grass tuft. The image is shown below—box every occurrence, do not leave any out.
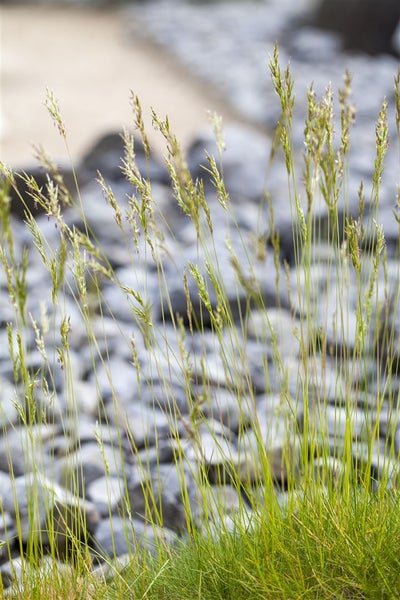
[0,45,399,598]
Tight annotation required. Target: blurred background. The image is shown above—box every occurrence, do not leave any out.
[1,0,399,169]
[1,0,240,167]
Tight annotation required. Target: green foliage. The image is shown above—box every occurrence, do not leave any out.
[0,50,399,599]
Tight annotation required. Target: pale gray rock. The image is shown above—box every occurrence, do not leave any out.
[117,403,173,449]
[0,557,24,591]
[192,385,253,433]
[86,475,126,517]
[355,440,400,488]
[314,403,377,441]
[187,124,271,202]
[1,474,99,552]
[138,378,190,415]
[88,356,139,406]
[247,308,301,360]
[187,428,237,466]
[135,439,177,467]
[0,425,58,476]
[58,415,123,448]
[92,516,136,559]
[313,456,346,487]
[286,27,342,62]
[56,442,124,496]
[242,393,301,485]
[0,378,20,429]
[62,379,99,417]
[93,515,177,561]
[192,483,243,528]
[123,461,195,532]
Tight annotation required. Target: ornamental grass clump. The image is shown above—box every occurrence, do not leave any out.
[0,45,399,598]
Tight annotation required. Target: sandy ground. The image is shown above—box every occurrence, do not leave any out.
[1,5,243,169]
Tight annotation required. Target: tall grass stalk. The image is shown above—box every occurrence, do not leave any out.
[0,49,399,598]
